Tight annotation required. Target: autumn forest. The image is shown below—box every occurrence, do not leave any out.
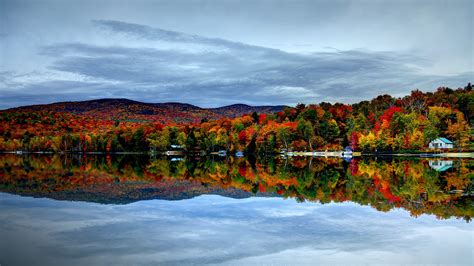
[1,84,472,153]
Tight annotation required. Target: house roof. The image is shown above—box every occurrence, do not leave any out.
[437,137,453,144]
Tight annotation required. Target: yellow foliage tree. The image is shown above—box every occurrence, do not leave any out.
[446,112,470,150]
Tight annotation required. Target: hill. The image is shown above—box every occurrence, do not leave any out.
[210,104,287,118]
[6,99,287,124]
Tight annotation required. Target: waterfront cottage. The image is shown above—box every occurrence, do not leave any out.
[428,138,453,149]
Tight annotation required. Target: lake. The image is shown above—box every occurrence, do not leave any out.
[0,154,472,265]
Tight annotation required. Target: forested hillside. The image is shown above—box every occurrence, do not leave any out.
[1,84,472,153]
[6,99,287,124]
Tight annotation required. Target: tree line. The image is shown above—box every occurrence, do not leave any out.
[0,84,472,153]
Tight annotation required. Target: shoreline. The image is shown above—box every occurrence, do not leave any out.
[1,151,473,158]
[283,151,474,158]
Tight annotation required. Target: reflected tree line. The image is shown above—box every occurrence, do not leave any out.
[0,154,472,221]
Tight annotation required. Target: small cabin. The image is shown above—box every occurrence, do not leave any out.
[428,138,453,149]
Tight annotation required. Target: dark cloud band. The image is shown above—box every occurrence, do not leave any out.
[0,20,471,109]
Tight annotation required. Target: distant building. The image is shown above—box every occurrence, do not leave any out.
[428,138,453,149]
[429,160,453,171]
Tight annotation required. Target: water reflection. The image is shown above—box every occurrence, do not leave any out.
[1,193,472,265]
[1,154,472,221]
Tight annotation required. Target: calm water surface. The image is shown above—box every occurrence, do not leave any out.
[0,155,472,265]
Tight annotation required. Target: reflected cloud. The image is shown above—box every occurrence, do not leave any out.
[0,193,472,265]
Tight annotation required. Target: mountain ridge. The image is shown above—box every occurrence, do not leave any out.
[5,98,287,111]
[3,98,288,124]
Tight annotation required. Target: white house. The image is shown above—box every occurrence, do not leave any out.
[428,138,453,149]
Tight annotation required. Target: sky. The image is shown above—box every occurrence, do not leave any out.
[0,193,472,265]
[0,0,473,109]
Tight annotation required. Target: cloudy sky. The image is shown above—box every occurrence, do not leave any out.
[0,0,472,109]
[0,193,472,265]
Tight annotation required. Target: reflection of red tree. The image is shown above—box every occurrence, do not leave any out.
[404,161,410,177]
[350,159,359,176]
[144,171,163,182]
[238,166,246,177]
[333,188,349,202]
[291,159,308,168]
[373,174,401,203]
[238,131,246,142]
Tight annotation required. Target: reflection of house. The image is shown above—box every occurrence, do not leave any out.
[342,146,353,157]
[344,146,352,151]
[166,145,184,156]
[170,145,183,149]
[429,160,453,171]
[428,138,453,149]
